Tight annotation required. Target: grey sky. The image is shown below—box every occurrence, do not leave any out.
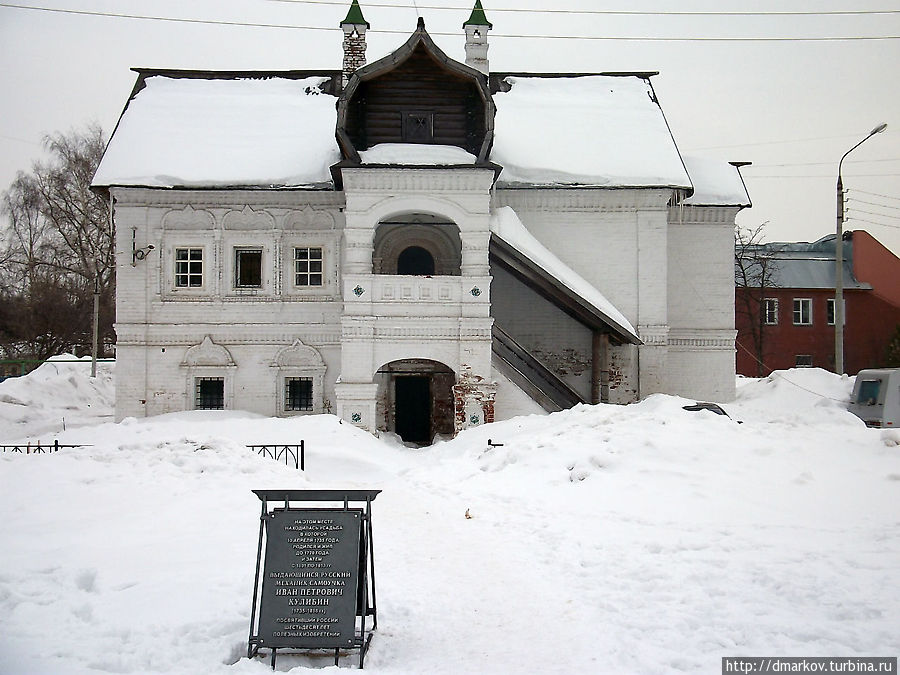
[2,0,898,254]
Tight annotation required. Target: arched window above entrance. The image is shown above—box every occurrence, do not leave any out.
[397,246,435,275]
[373,218,461,276]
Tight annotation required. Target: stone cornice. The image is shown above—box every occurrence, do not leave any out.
[495,188,672,212]
[668,204,742,224]
[111,187,344,209]
[115,323,342,346]
[668,328,737,350]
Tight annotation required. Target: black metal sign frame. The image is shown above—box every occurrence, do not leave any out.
[248,490,380,670]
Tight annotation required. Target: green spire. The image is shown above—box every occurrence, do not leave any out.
[463,0,492,29]
[340,0,369,28]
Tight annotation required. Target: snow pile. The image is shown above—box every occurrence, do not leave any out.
[92,76,340,188]
[490,206,637,340]
[359,143,476,165]
[492,76,691,188]
[0,355,113,439]
[2,363,899,674]
[732,368,858,427]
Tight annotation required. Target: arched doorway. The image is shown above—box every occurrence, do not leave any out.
[375,359,455,444]
[397,246,435,275]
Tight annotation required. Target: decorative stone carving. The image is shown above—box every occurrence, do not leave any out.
[223,205,276,230]
[162,205,215,230]
[284,205,336,230]
[272,339,326,368]
[180,336,235,367]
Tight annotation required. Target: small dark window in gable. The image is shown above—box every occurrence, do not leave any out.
[403,112,434,143]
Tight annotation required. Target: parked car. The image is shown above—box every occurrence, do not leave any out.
[848,368,900,428]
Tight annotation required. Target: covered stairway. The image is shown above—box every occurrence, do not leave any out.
[489,225,642,412]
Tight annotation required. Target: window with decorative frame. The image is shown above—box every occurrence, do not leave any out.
[284,377,314,411]
[234,248,263,288]
[195,377,224,409]
[175,247,203,288]
[793,298,812,325]
[294,247,324,287]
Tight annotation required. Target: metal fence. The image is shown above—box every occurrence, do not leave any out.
[246,443,305,471]
[2,438,305,470]
[0,440,87,453]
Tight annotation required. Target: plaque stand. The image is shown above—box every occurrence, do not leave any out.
[248,490,381,669]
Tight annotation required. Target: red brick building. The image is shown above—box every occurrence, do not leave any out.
[736,230,900,376]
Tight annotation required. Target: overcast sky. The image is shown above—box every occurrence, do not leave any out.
[2,0,899,254]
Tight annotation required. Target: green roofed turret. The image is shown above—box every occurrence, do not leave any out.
[463,0,492,29]
[341,0,370,28]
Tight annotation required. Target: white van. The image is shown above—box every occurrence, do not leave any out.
[848,368,900,428]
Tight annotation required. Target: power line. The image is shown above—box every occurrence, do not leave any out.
[849,188,900,203]
[747,157,900,169]
[263,0,900,18]
[685,132,900,153]
[845,216,900,230]
[846,197,900,212]
[847,207,900,221]
[1,3,899,41]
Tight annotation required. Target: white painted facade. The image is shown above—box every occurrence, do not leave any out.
[99,12,749,441]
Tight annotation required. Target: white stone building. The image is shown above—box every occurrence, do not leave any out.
[92,1,750,443]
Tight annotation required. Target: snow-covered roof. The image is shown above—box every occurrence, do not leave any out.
[93,72,731,194]
[491,76,691,189]
[682,156,751,206]
[92,76,341,189]
[490,206,640,343]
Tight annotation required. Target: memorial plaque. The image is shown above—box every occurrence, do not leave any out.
[248,490,380,669]
[257,509,362,650]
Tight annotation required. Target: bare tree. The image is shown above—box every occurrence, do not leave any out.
[734,223,782,376]
[0,124,112,361]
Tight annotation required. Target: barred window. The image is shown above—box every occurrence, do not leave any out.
[285,377,313,411]
[195,377,224,409]
[294,247,323,287]
[235,248,262,288]
[175,248,203,287]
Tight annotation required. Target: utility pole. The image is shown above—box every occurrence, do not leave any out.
[835,123,887,374]
[91,273,100,378]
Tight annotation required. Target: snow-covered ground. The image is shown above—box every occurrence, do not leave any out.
[1,360,898,674]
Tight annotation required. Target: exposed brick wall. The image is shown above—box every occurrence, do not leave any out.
[342,30,367,88]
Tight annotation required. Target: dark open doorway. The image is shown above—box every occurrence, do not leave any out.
[395,376,431,444]
[397,246,435,275]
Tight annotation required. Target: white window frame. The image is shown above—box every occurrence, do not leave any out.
[282,234,337,298]
[763,298,778,325]
[793,298,812,325]
[174,247,204,289]
[827,298,846,326]
[293,246,325,288]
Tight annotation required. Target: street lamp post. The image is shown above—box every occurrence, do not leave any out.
[835,122,887,375]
